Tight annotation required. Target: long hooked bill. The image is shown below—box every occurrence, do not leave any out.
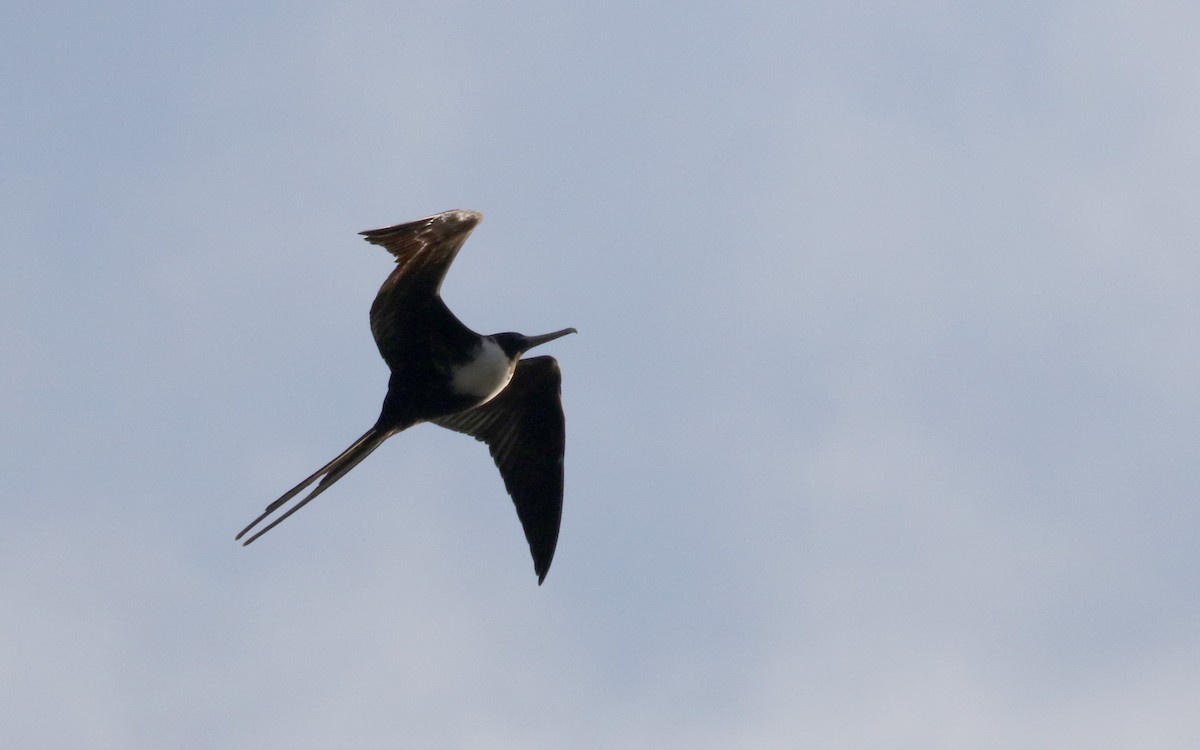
[524,328,577,349]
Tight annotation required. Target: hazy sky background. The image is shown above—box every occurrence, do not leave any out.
[4,2,1199,747]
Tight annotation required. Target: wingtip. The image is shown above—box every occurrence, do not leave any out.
[359,209,482,240]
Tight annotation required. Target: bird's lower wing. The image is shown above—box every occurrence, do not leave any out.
[236,427,391,545]
[432,356,566,584]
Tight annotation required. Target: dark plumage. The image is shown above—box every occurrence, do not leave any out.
[236,209,575,584]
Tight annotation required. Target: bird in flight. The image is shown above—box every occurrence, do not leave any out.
[236,209,576,584]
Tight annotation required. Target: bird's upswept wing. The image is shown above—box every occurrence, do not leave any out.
[359,209,481,295]
[432,356,566,584]
[361,210,482,368]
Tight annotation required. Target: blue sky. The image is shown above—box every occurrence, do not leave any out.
[4,2,1199,747]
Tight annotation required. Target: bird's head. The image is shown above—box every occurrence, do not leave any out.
[492,328,578,359]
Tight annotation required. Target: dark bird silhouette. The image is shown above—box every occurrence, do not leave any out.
[236,209,575,584]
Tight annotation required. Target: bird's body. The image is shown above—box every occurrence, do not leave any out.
[237,209,575,584]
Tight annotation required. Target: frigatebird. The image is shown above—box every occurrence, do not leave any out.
[236,209,575,584]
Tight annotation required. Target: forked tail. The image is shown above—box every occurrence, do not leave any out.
[236,427,391,545]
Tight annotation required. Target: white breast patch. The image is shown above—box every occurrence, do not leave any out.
[451,338,515,403]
